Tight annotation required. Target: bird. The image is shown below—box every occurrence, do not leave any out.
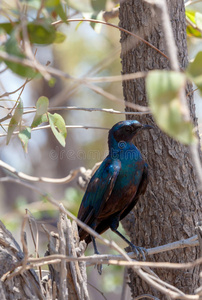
[77,120,152,259]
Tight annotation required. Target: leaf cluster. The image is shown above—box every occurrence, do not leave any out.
[1,1,202,149]
[7,97,67,151]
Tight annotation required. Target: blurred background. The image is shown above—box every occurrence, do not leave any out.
[0,0,201,299]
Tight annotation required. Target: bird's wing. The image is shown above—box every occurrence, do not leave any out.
[120,163,149,221]
[78,157,121,233]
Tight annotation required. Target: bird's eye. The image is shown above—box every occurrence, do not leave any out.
[125,126,132,132]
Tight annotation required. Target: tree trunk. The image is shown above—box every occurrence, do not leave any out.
[119,0,201,298]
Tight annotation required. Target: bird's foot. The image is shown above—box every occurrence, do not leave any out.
[130,244,147,260]
[95,263,103,275]
[93,250,103,275]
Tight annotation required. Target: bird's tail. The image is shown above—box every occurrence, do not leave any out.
[78,227,91,245]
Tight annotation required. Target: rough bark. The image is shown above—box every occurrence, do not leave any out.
[0,221,44,300]
[0,214,89,300]
[44,209,89,300]
[119,0,202,298]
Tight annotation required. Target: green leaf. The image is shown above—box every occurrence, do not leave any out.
[187,51,202,93]
[45,0,67,22]
[27,20,57,44]
[75,21,83,31]
[91,0,106,12]
[18,127,31,152]
[186,25,202,38]
[90,12,99,28]
[185,10,202,38]
[53,31,66,43]
[7,100,23,145]
[31,96,49,128]
[48,113,67,147]
[48,77,56,87]
[55,3,67,22]
[5,30,40,78]
[186,10,196,24]
[45,0,60,7]
[0,23,17,35]
[195,12,202,31]
[146,70,196,145]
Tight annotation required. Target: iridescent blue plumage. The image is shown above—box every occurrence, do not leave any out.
[78,120,152,255]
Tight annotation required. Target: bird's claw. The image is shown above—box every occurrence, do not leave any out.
[95,263,103,275]
[130,245,147,260]
[93,250,103,275]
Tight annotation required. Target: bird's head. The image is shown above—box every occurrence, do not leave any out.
[108,120,153,148]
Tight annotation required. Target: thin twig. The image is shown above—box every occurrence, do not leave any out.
[0,67,8,74]
[36,0,46,19]
[145,273,186,296]
[0,125,109,139]
[26,210,42,282]
[87,282,107,300]
[0,50,73,80]
[2,215,29,281]
[51,47,121,107]
[0,159,87,183]
[5,251,201,272]
[17,0,51,81]
[23,106,150,116]
[134,295,160,300]
[0,106,149,126]
[185,0,202,6]
[85,82,149,112]
[52,18,169,61]
[84,71,147,83]
[0,78,32,98]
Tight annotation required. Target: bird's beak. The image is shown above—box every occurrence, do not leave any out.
[142,124,154,130]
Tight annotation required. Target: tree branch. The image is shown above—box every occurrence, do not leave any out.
[52,19,169,61]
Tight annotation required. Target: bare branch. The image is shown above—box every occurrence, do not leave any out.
[84,71,147,83]
[0,159,88,184]
[0,50,73,81]
[185,0,202,7]
[52,19,169,61]
[0,124,109,139]
[85,82,149,112]
[12,244,201,271]
[23,106,150,116]
[0,105,149,130]
[0,78,32,98]
[58,208,68,299]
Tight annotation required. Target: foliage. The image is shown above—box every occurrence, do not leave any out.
[145,3,202,144]
[0,0,202,297]
[0,1,202,147]
[7,100,23,145]
[186,10,202,38]
[187,51,202,94]
[146,70,197,145]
